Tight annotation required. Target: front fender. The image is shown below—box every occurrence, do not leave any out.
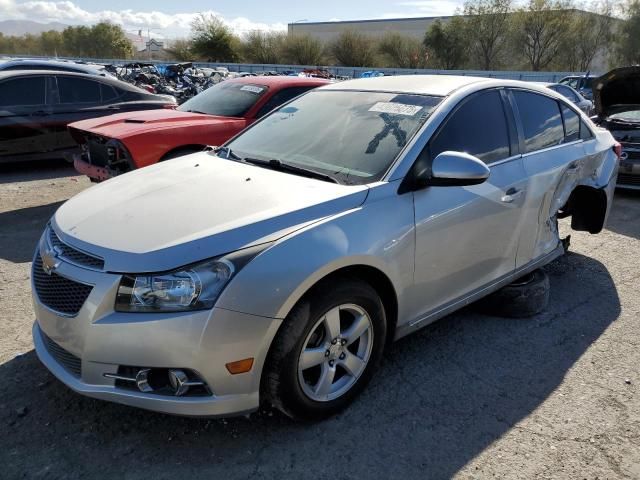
[215,181,415,322]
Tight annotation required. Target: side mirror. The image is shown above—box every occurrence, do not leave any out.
[413,151,490,188]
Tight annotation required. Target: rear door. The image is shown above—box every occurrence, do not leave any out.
[410,89,528,316]
[509,89,588,266]
[50,75,111,151]
[0,75,53,160]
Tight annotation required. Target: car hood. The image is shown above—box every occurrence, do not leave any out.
[53,152,369,273]
[68,109,244,139]
[594,66,640,120]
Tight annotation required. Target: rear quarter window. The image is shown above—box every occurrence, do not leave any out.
[513,90,564,153]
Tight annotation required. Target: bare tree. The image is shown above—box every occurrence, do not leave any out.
[329,30,378,67]
[378,33,427,68]
[242,31,286,64]
[513,0,574,71]
[464,0,513,70]
[165,39,193,61]
[280,34,325,65]
[616,0,640,65]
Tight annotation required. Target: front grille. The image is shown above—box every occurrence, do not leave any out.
[32,255,93,316]
[48,227,104,270]
[617,173,640,187]
[41,329,82,377]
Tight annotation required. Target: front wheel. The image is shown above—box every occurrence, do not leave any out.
[262,279,387,421]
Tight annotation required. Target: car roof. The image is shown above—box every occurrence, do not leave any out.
[0,59,105,72]
[320,75,489,96]
[0,69,148,93]
[225,75,331,88]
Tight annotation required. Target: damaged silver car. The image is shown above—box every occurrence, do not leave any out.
[593,66,640,189]
[32,76,619,421]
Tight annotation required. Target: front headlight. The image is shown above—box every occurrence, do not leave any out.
[115,258,234,313]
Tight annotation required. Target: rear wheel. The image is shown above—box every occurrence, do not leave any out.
[263,279,386,421]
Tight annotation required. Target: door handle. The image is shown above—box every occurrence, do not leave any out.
[501,188,524,203]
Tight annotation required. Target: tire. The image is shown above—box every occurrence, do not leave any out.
[160,147,203,161]
[475,269,550,318]
[262,278,387,421]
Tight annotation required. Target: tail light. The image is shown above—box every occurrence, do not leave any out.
[613,142,622,160]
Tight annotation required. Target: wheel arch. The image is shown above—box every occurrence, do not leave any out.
[562,184,608,234]
[159,144,207,161]
[279,263,400,345]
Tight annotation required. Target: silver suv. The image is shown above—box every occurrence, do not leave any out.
[32,76,619,420]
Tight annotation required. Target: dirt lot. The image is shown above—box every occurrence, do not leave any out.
[0,161,639,479]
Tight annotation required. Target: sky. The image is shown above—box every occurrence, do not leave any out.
[0,0,467,37]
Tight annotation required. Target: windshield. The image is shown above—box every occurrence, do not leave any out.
[225,90,441,185]
[178,81,267,117]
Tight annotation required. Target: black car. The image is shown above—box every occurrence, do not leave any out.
[0,59,112,76]
[0,70,176,163]
[593,66,640,190]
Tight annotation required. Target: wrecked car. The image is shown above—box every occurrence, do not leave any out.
[33,76,618,421]
[593,66,640,189]
[69,76,329,181]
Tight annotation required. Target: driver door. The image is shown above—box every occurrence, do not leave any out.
[408,89,529,320]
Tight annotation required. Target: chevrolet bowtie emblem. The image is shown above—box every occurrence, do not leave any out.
[41,246,62,275]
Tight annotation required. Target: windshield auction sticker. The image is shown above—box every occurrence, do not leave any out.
[240,85,265,94]
[369,102,423,116]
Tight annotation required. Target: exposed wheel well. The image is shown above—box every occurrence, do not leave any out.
[160,145,206,161]
[560,185,608,234]
[296,265,399,344]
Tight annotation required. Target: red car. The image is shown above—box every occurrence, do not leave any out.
[69,76,330,181]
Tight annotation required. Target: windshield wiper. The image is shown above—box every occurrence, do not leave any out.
[243,157,340,184]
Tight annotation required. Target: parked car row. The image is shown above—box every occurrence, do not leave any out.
[31,71,621,421]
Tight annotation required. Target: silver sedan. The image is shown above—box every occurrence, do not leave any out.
[32,75,619,420]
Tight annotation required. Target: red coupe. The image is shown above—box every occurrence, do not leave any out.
[69,76,330,181]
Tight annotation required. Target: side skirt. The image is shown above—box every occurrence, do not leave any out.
[394,243,565,340]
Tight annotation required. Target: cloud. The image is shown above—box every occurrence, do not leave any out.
[0,0,287,37]
[387,0,464,17]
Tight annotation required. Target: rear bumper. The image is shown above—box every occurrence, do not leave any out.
[73,154,114,181]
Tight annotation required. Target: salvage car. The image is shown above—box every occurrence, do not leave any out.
[0,58,112,76]
[546,83,593,115]
[0,70,176,163]
[559,74,598,100]
[69,76,330,181]
[32,76,619,420]
[592,66,640,189]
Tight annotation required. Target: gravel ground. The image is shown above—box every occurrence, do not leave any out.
[0,161,639,479]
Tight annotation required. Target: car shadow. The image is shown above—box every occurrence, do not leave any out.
[607,189,640,240]
[0,159,76,184]
[0,252,620,479]
[0,201,63,263]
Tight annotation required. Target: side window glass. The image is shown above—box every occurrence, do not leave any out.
[0,77,46,106]
[100,84,119,102]
[580,120,594,140]
[513,90,564,153]
[57,77,101,104]
[561,105,580,142]
[430,90,510,164]
[256,87,314,118]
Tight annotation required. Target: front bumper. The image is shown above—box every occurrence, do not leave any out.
[32,246,281,417]
[73,154,114,181]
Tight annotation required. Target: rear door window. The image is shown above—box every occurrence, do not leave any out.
[100,84,120,102]
[0,77,46,106]
[57,76,101,104]
[561,105,580,142]
[430,89,511,164]
[513,90,564,153]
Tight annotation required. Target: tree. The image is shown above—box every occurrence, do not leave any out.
[39,30,64,57]
[424,18,469,69]
[512,0,574,71]
[242,31,286,64]
[329,30,378,67]
[190,13,240,62]
[378,33,427,68]
[88,23,134,58]
[616,0,640,65]
[463,0,512,70]
[558,2,614,71]
[165,39,194,61]
[280,34,324,65]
